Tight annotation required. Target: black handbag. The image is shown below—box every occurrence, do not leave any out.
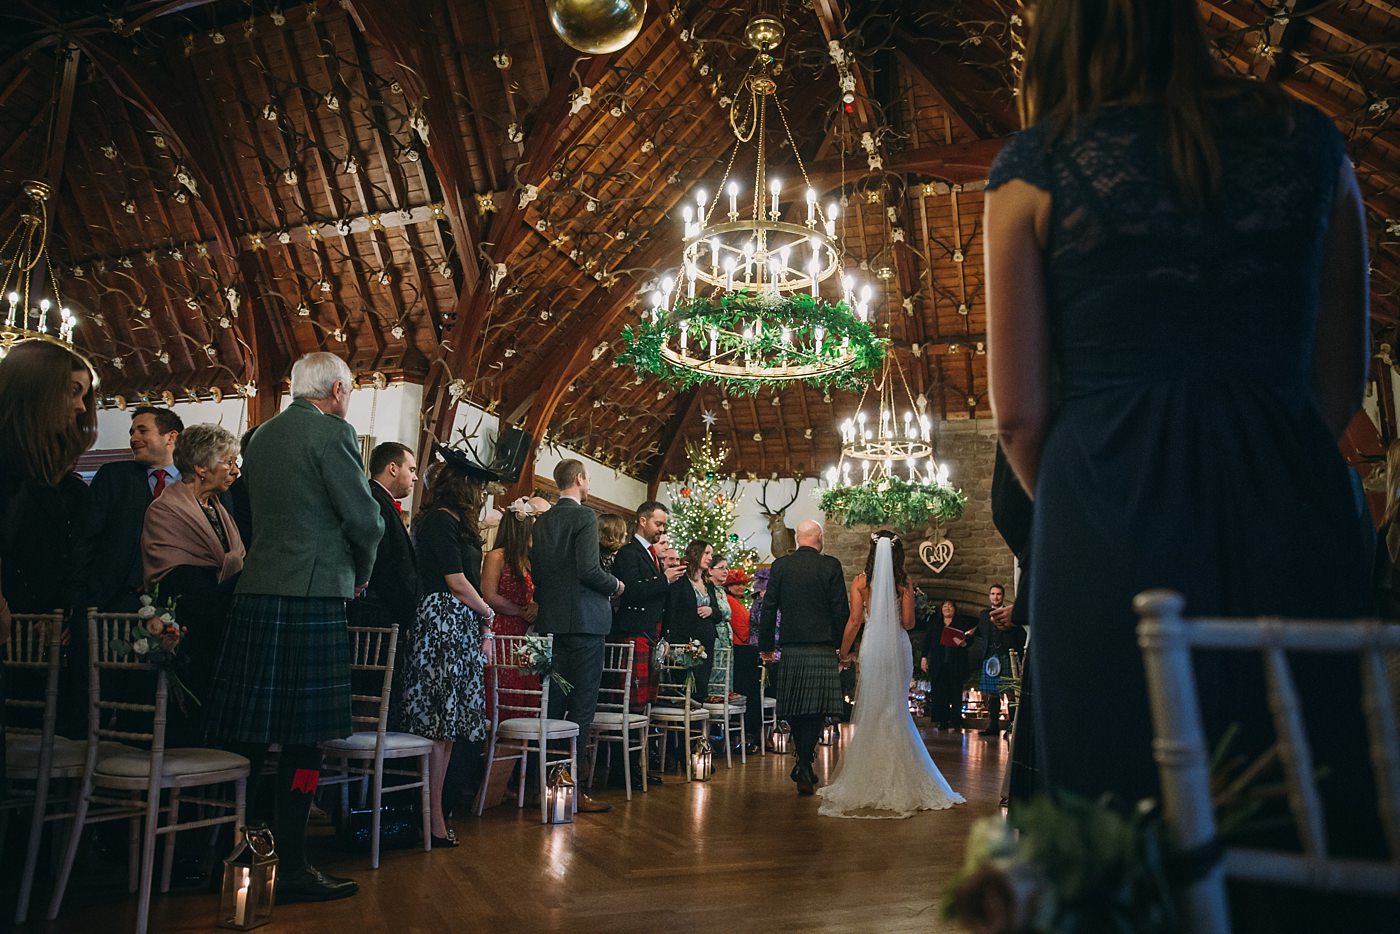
[337,804,422,853]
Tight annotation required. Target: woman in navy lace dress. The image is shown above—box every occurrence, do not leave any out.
[986,2,1379,922]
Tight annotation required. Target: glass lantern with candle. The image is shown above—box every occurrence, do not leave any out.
[546,763,576,824]
[218,824,277,930]
[690,736,715,781]
[769,719,791,753]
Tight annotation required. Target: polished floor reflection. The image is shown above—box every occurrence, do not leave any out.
[34,724,1010,933]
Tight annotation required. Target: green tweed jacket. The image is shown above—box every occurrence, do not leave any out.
[235,398,385,598]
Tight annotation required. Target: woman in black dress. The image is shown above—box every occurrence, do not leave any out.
[987,0,1378,927]
[0,339,98,790]
[665,539,719,699]
[394,448,496,847]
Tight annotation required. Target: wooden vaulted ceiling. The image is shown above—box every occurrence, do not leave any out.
[1,0,1397,485]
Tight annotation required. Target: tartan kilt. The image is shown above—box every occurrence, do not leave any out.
[773,643,843,720]
[618,634,657,708]
[205,594,352,745]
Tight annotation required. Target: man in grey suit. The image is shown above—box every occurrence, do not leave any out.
[529,458,623,813]
[205,352,383,901]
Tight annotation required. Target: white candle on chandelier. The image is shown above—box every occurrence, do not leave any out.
[904,410,916,439]
[5,292,16,327]
[862,460,871,482]
[38,298,50,332]
[723,256,736,291]
[743,324,753,366]
[728,180,739,217]
[661,276,675,306]
[60,307,73,341]
[920,414,931,441]
[709,238,720,272]
[806,187,816,224]
[842,461,851,483]
[880,408,890,439]
[827,465,838,485]
[781,325,791,348]
[826,202,838,237]
[680,319,690,353]
[808,257,820,297]
[814,325,825,356]
[841,419,853,442]
[743,241,755,278]
[927,458,937,482]
[686,269,696,300]
[906,457,917,481]
[843,275,854,306]
[649,290,663,311]
[769,178,781,217]
[696,188,708,216]
[682,204,694,237]
[709,326,718,358]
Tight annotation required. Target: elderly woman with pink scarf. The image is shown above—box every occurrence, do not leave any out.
[140,423,245,745]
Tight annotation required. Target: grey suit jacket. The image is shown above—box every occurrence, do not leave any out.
[529,496,619,636]
[235,398,384,599]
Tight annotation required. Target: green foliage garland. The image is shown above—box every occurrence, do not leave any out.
[617,291,885,396]
[818,475,967,530]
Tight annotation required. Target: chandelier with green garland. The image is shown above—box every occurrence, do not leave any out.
[819,348,967,530]
[617,13,883,396]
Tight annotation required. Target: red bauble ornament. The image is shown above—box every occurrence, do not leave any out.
[681,487,691,498]
[715,494,725,504]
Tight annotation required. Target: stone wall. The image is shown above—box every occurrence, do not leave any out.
[821,419,1016,618]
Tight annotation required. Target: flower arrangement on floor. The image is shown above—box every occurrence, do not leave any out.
[819,474,968,530]
[514,634,573,694]
[112,592,196,711]
[668,638,709,695]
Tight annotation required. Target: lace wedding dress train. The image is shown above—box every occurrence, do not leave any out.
[817,538,965,819]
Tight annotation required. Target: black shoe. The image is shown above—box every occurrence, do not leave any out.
[430,829,459,848]
[790,763,802,783]
[796,766,816,796]
[276,865,359,904]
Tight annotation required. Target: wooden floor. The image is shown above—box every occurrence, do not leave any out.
[24,725,1009,933]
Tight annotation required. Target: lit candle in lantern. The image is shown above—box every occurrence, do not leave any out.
[234,867,250,926]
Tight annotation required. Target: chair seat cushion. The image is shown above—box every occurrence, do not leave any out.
[97,748,250,780]
[649,705,709,722]
[591,712,648,727]
[497,717,579,739]
[6,736,132,773]
[703,701,747,714]
[320,731,433,754]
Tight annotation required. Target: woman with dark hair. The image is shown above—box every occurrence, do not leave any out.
[820,531,963,818]
[481,496,539,718]
[921,598,972,729]
[0,338,97,791]
[394,449,496,848]
[665,539,718,699]
[988,0,1379,924]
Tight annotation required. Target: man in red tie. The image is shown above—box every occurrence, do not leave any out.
[607,501,685,785]
[78,406,183,612]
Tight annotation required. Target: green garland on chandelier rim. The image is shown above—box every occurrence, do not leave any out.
[819,475,968,530]
[616,291,885,396]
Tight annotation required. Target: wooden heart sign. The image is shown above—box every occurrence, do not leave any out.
[919,538,954,574]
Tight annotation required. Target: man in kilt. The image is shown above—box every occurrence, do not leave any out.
[758,520,850,796]
[205,352,384,903]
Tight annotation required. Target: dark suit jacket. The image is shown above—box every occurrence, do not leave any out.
[611,537,669,636]
[968,608,1027,663]
[78,460,158,610]
[352,481,418,625]
[923,614,977,663]
[757,545,849,652]
[529,496,619,636]
[236,398,383,598]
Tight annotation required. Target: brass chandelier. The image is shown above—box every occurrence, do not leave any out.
[619,14,883,395]
[1,179,77,356]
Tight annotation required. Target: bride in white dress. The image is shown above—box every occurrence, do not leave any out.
[817,532,965,818]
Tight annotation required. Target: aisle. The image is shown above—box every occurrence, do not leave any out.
[37,726,1008,933]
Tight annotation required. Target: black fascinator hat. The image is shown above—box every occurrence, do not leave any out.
[432,442,501,483]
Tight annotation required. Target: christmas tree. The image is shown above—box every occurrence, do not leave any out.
[665,425,752,565]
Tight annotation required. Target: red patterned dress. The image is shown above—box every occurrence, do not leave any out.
[489,563,535,721]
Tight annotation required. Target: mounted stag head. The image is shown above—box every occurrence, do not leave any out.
[758,479,800,559]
